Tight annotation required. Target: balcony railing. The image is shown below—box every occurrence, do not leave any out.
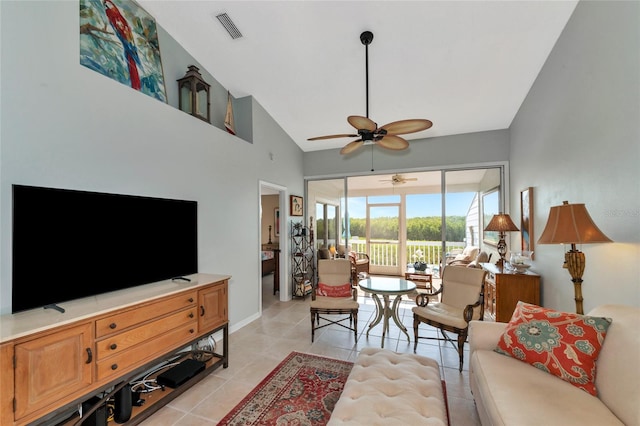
[349,240,465,268]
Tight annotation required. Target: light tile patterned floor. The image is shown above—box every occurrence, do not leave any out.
[139,275,481,425]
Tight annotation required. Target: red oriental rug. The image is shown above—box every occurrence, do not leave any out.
[218,352,353,426]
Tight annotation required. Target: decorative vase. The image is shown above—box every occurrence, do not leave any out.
[414,261,427,271]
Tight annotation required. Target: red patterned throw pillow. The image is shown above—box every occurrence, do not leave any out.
[494,302,612,395]
[317,282,352,298]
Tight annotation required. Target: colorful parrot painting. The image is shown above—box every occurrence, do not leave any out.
[103,0,142,90]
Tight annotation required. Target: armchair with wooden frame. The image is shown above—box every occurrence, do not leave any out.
[412,265,487,371]
[348,251,370,283]
[310,259,359,342]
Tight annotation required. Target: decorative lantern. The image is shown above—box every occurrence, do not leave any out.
[177,65,210,123]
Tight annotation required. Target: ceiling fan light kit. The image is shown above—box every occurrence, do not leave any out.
[308,31,432,155]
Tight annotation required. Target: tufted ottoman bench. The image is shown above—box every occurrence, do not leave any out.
[328,347,449,425]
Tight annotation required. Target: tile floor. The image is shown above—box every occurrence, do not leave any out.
[139,275,481,425]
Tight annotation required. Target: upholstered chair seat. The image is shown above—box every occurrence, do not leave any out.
[311,259,359,342]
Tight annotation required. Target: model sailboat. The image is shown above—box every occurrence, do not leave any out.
[224,91,236,135]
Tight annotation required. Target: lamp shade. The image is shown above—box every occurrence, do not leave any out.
[538,201,612,244]
[484,213,519,232]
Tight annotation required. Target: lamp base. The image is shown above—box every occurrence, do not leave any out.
[565,249,586,315]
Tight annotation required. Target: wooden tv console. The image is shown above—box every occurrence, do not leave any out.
[0,273,230,426]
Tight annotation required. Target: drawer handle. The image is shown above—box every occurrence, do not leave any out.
[111,364,118,371]
[200,306,205,317]
[110,343,118,350]
[109,323,117,329]
[85,348,92,364]
[189,329,195,334]
[188,297,194,303]
[189,312,194,318]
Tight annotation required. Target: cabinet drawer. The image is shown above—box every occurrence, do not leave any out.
[96,322,197,381]
[96,307,197,361]
[96,291,197,337]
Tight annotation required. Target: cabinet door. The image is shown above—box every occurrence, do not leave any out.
[198,281,228,332]
[14,322,93,420]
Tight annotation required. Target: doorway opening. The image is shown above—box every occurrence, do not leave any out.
[259,181,286,312]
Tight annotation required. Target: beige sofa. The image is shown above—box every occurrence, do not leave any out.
[469,304,639,426]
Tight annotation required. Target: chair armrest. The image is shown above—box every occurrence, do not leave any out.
[469,320,507,355]
[463,299,483,322]
[355,252,369,261]
[447,259,472,267]
[415,286,442,306]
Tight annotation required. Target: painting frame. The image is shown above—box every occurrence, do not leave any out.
[290,195,303,217]
[274,208,280,236]
[482,189,500,246]
[520,187,534,256]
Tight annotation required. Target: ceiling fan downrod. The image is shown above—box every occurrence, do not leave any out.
[360,31,373,119]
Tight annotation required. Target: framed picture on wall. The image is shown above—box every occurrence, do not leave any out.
[290,195,303,217]
[274,208,280,236]
[79,0,167,102]
[520,187,534,256]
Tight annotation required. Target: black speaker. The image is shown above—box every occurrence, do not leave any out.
[81,397,108,426]
[113,383,132,423]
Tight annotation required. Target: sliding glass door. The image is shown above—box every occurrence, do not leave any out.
[443,168,502,270]
[308,179,345,252]
[367,200,400,275]
[306,165,504,277]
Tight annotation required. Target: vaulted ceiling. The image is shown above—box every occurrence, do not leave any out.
[140,1,578,153]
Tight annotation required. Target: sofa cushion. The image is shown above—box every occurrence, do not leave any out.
[470,349,623,426]
[494,302,612,395]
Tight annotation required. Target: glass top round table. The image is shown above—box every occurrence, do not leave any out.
[359,276,416,294]
[358,277,416,347]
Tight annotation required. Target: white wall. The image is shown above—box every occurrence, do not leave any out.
[509,1,640,312]
[0,1,305,324]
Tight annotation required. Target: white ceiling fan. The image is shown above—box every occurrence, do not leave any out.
[379,174,418,185]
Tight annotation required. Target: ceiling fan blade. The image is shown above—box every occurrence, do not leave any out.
[307,133,359,141]
[376,135,409,151]
[381,119,433,135]
[347,115,377,131]
[340,139,364,155]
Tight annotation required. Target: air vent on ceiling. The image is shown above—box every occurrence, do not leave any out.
[215,13,242,39]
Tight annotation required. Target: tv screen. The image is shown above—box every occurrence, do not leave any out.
[12,185,198,313]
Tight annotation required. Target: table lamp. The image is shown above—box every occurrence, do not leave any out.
[538,201,612,314]
[484,213,519,270]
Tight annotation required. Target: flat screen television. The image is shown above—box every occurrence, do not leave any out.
[12,185,198,313]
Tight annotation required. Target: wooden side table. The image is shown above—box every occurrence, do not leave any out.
[405,269,433,291]
[481,263,541,322]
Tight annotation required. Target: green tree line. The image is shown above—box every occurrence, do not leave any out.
[349,216,466,241]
